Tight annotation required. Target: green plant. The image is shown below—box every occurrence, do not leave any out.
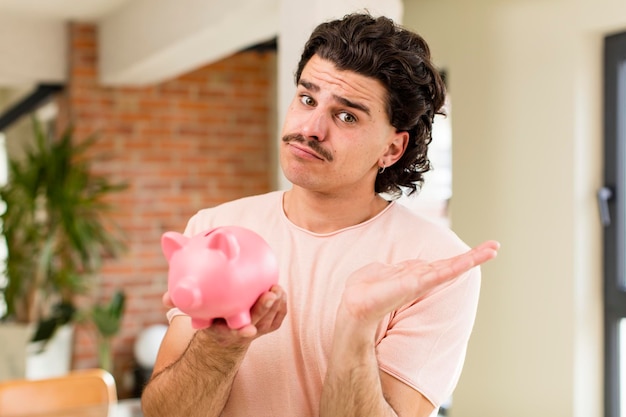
[80,289,126,372]
[0,118,127,342]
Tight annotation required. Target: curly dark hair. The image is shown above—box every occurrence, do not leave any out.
[295,13,447,197]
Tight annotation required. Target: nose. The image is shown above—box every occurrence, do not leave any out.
[300,108,328,141]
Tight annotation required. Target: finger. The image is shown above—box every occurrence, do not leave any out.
[252,292,278,317]
[253,289,287,333]
[212,319,258,342]
[429,240,500,283]
[162,291,174,308]
[458,240,500,269]
[235,324,258,338]
[249,285,284,325]
[474,240,501,255]
[270,294,288,329]
[258,293,287,333]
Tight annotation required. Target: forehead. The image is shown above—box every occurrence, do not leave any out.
[299,55,389,114]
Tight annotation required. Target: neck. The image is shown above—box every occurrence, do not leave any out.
[283,187,390,234]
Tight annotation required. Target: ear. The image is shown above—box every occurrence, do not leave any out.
[207,229,241,261]
[161,231,189,261]
[382,131,409,167]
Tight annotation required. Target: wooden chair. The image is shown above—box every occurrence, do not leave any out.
[0,368,117,416]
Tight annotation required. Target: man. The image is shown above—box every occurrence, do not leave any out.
[141,12,499,417]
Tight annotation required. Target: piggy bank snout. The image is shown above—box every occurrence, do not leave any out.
[171,283,203,310]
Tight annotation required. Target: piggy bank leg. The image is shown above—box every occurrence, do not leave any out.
[191,318,214,330]
[225,311,252,329]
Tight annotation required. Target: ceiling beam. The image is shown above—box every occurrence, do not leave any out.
[0,11,67,86]
[99,0,280,86]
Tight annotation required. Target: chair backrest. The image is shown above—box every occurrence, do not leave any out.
[0,368,117,416]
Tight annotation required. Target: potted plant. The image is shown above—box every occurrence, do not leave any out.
[0,117,126,379]
[79,289,126,373]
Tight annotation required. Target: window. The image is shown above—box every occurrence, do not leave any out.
[397,80,452,228]
[603,30,626,417]
[0,132,6,318]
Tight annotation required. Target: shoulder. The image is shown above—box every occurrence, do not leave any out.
[184,191,283,236]
[381,201,470,260]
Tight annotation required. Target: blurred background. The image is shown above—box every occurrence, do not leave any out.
[0,1,623,416]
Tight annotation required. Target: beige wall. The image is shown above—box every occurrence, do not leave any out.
[403,0,622,415]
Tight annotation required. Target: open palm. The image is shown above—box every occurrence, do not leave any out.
[340,240,500,325]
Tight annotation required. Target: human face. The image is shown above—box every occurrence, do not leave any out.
[280,55,407,195]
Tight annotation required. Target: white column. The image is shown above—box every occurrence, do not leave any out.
[276,0,403,190]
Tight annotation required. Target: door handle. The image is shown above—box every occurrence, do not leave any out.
[598,186,614,227]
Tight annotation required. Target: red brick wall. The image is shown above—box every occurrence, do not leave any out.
[57,23,276,394]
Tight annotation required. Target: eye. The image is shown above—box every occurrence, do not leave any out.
[300,95,316,107]
[338,112,357,124]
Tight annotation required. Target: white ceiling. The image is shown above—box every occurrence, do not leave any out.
[0,0,133,21]
[0,0,280,88]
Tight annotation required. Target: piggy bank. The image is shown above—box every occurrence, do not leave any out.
[161,226,279,330]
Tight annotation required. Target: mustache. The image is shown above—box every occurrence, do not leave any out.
[282,134,334,162]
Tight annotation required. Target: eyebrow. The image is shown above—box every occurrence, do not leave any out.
[299,79,371,116]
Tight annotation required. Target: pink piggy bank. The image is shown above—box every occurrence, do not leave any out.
[161,226,279,330]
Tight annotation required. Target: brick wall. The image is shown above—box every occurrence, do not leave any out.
[57,23,276,394]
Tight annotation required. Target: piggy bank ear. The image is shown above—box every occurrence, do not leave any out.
[161,231,189,261]
[206,229,240,261]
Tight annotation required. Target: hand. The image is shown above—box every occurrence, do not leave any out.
[340,240,500,327]
[163,285,288,346]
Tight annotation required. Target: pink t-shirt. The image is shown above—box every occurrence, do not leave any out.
[167,191,481,417]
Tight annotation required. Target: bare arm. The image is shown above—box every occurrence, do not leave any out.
[141,318,246,417]
[141,285,287,417]
[320,240,499,417]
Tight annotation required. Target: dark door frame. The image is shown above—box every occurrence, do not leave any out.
[603,30,626,417]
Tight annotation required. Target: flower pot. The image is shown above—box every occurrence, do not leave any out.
[0,322,34,381]
[26,324,74,379]
[0,322,74,381]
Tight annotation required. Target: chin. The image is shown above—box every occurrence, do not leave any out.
[283,170,320,190]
